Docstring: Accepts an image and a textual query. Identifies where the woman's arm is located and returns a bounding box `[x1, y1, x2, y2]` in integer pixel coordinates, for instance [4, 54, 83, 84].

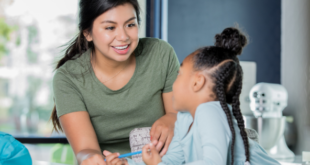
[149, 40, 179, 156]
[60, 111, 106, 165]
[53, 71, 105, 164]
[150, 92, 177, 156]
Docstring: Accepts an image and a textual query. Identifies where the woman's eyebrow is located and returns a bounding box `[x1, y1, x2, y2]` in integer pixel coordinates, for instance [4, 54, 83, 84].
[101, 17, 136, 24]
[101, 20, 116, 24]
[125, 17, 136, 23]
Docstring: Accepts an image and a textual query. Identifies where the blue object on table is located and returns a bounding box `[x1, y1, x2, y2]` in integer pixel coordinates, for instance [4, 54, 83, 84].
[104, 151, 142, 161]
[0, 131, 32, 165]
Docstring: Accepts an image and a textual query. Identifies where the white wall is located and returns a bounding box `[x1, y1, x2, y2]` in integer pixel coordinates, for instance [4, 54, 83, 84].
[240, 61, 257, 115]
[281, 0, 310, 154]
[138, 0, 146, 38]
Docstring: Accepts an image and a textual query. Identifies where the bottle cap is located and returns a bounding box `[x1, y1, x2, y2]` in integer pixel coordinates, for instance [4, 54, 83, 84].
[303, 151, 310, 162]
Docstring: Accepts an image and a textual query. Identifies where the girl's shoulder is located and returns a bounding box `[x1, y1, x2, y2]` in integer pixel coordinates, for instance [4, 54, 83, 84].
[196, 101, 226, 117]
[195, 101, 232, 131]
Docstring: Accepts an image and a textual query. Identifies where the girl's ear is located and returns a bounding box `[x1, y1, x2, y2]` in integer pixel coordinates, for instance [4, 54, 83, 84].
[192, 73, 206, 92]
[83, 30, 93, 42]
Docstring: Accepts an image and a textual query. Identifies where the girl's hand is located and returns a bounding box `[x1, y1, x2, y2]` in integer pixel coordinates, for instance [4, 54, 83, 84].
[150, 113, 176, 156]
[142, 143, 162, 165]
[103, 150, 128, 165]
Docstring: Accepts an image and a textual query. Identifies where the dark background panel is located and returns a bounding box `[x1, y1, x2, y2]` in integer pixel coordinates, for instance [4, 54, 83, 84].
[168, 0, 281, 83]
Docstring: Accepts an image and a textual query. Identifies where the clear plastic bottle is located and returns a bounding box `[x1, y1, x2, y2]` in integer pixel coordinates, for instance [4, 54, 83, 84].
[302, 151, 310, 165]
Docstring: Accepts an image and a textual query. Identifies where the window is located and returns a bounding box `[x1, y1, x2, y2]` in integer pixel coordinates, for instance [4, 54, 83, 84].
[0, 0, 147, 139]
[0, 0, 79, 138]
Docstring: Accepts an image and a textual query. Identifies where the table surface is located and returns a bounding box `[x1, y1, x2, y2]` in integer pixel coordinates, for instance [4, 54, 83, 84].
[33, 156, 304, 165]
[278, 156, 303, 165]
[33, 161, 72, 165]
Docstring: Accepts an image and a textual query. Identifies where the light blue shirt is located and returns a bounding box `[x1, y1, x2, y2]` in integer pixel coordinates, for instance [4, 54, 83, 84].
[0, 131, 32, 165]
[127, 101, 280, 165]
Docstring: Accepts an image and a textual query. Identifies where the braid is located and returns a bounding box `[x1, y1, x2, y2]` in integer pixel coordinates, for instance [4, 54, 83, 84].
[231, 67, 250, 162]
[214, 61, 236, 165]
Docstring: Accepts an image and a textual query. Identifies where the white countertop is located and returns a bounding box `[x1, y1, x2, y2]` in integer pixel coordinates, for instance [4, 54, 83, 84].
[278, 156, 303, 165]
[33, 156, 303, 165]
[280, 162, 302, 165]
[33, 161, 72, 165]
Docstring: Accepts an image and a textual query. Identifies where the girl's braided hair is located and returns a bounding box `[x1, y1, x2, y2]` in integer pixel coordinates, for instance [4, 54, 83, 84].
[193, 27, 249, 164]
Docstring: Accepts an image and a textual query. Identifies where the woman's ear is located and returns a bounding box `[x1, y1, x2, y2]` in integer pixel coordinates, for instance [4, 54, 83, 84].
[192, 73, 206, 92]
[83, 30, 93, 42]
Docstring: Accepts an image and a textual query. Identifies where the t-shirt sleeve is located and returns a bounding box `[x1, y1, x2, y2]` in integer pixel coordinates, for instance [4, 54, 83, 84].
[160, 41, 180, 93]
[53, 70, 87, 117]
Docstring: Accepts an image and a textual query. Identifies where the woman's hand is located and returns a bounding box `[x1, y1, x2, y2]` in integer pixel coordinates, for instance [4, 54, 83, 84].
[78, 149, 106, 165]
[142, 143, 162, 165]
[103, 150, 129, 165]
[150, 112, 177, 156]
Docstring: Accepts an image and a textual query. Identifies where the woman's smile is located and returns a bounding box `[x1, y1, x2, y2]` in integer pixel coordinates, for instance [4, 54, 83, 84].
[111, 44, 131, 55]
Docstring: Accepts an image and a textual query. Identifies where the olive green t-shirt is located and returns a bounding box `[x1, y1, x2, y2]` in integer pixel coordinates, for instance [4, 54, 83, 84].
[53, 38, 180, 154]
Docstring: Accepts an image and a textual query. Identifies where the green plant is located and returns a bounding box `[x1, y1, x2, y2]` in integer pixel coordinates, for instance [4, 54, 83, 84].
[0, 18, 17, 59]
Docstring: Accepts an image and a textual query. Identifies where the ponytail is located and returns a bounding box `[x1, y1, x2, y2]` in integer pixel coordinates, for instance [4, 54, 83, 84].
[56, 32, 92, 69]
[51, 106, 62, 132]
[50, 31, 93, 132]
[213, 61, 237, 165]
[231, 67, 250, 162]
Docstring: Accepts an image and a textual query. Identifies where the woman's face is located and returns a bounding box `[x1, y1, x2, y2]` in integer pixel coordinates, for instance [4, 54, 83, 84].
[86, 3, 139, 62]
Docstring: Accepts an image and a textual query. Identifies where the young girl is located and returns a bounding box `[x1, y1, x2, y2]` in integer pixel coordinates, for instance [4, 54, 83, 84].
[105, 27, 281, 165]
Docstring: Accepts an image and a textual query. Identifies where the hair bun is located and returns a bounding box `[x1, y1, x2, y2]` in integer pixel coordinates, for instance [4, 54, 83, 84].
[215, 27, 248, 56]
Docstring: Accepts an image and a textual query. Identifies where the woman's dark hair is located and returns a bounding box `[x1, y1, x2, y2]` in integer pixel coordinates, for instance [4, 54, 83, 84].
[50, 0, 141, 132]
[193, 27, 249, 164]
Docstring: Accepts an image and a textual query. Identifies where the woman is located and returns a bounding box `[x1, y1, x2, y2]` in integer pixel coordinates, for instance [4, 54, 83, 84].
[50, 0, 179, 164]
